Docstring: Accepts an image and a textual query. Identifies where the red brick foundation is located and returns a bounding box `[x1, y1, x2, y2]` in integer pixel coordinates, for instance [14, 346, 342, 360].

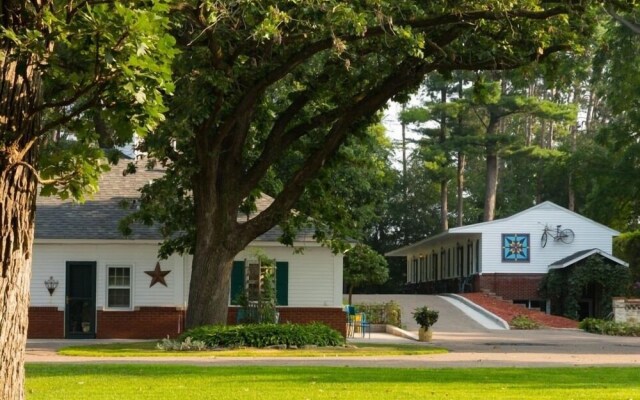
[475, 273, 546, 300]
[29, 306, 346, 339]
[97, 307, 186, 339]
[28, 307, 64, 338]
[227, 307, 347, 337]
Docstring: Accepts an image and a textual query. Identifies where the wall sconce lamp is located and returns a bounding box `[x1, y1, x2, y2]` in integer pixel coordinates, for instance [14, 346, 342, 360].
[44, 276, 59, 296]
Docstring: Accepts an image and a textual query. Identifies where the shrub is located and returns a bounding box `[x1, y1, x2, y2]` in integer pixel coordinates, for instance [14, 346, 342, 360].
[510, 315, 541, 330]
[178, 323, 345, 349]
[579, 318, 640, 336]
[352, 301, 402, 326]
[412, 306, 439, 329]
[157, 336, 208, 351]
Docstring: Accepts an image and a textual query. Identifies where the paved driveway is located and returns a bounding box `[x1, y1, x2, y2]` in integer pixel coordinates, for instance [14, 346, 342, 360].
[348, 294, 488, 332]
[25, 294, 640, 368]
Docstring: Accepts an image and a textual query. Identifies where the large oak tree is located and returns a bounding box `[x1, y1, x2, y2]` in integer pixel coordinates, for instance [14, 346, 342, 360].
[129, 1, 602, 329]
[0, 2, 174, 398]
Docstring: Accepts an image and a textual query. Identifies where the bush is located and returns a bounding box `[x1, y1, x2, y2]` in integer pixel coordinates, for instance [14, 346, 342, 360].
[157, 336, 208, 351]
[178, 323, 345, 349]
[352, 301, 402, 326]
[412, 306, 439, 329]
[510, 315, 541, 330]
[579, 318, 640, 336]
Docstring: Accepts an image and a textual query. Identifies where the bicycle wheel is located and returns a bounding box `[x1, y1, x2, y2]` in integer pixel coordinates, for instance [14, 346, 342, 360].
[541, 232, 548, 248]
[560, 229, 575, 244]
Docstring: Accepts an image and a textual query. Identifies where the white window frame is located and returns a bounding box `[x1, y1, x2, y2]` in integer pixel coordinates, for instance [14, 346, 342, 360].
[106, 264, 133, 310]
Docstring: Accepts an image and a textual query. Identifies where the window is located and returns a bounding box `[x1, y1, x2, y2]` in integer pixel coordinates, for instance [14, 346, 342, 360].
[432, 253, 438, 280]
[107, 266, 131, 308]
[230, 260, 289, 306]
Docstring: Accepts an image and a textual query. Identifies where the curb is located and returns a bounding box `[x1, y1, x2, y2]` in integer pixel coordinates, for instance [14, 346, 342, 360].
[385, 325, 418, 341]
[442, 293, 510, 330]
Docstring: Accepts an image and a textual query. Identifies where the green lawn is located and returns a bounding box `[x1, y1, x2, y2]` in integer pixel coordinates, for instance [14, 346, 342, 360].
[57, 341, 447, 357]
[26, 365, 640, 400]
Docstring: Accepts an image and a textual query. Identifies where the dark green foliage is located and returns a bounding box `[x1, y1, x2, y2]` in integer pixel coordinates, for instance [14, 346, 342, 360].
[510, 315, 541, 330]
[579, 318, 640, 337]
[179, 323, 345, 349]
[412, 306, 439, 328]
[540, 256, 630, 320]
[344, 244, 389, 303]
[614, 231, 640, 295]
[353, 301, 402, 326]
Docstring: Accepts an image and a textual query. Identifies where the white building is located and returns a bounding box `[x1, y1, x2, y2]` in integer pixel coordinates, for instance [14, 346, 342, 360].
[29, 160, 344, 339]
[387, 202, 627, 317]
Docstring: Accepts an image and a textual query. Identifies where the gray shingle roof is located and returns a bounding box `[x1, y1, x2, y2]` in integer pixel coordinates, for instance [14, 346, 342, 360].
[36, 160, 164, 240]
[35, 159, 316, 242]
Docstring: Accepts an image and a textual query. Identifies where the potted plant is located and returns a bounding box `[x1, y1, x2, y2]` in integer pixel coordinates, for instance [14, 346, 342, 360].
[412, 306, 439, 342]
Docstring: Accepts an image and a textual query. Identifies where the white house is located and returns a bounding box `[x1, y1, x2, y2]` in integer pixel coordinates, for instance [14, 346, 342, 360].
[387, 202, 628, 316]
[29, 160, 345, 339]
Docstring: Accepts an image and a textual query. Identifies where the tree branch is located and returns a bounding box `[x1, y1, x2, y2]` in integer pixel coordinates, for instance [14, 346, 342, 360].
[234, 57, 439, 243]
[9, 161, 57, 184]
[606, 5, 640, 34]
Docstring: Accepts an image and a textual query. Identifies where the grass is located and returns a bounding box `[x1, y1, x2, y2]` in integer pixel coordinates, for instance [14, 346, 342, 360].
[57, 341, 447, 357]
[26, 365, 640, 400]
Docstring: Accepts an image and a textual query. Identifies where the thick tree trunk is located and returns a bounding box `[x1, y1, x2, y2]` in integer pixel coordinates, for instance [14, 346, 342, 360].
[0, 55, 42, 400]
[185, 160, 243, 328]
[186, 241, 236, 327]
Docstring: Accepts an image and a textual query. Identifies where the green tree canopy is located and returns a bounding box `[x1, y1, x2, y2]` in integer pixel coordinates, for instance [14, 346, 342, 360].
[344, 243, 389, 304]
[128, 1, 604, 331]
[1, 2, 176, 398]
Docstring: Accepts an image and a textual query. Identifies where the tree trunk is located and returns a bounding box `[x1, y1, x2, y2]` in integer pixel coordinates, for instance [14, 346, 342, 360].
[483, 117, 499, 221]
[439, 87, 448, 231]
[186, 243, 236, 327]
[456, 151, 465, 227]
[484, 152, 498, 221]
[185, 161, 243, 328]
[568, 85, 580, 211]
[0, 55, 42, 400]
[440, 180, 448, 231]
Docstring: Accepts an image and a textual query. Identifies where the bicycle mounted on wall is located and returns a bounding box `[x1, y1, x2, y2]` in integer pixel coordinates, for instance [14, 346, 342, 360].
[540, 224, 575, 247]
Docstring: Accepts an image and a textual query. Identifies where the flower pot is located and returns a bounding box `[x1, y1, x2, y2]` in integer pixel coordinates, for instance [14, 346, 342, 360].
[418, 327, 433, 342]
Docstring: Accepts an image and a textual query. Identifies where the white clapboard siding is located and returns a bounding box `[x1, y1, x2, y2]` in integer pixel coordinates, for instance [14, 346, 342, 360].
[31, 243, 184, 309]
[238, 246, 342, 307]
[183, 245, 343, 308]
[452, 202, 618, 274]
[396, 202, 620, 283]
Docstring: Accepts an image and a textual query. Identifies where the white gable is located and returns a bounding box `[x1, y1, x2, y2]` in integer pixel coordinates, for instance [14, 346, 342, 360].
[387, 201, 622, 278]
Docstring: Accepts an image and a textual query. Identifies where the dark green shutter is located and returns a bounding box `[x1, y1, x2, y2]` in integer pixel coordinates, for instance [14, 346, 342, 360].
[275, 261, 289, 306]
[230, 261, 245, 305]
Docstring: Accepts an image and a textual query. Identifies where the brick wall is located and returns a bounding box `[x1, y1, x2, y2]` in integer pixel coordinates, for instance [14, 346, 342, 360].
[29, 306, 345, 339]
[97, 307, 185, 339]
[28, 307, 64, 338]
[228, 307, 347, 337]
[476, 273, 546, 300]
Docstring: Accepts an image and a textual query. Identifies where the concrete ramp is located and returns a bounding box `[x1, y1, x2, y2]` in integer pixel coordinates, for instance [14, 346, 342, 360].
[347, 294, 507, 332]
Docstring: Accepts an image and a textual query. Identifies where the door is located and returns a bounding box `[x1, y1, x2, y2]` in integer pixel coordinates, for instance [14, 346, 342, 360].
[65, 261, 97, 338]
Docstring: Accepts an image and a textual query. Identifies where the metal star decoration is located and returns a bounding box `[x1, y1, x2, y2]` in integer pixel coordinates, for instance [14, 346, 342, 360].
[145, 262, 171, 287]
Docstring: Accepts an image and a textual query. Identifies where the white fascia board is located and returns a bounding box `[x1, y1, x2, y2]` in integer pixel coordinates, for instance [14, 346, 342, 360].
[548, 249, 629, 270]
[385, 231, 472, 256]
[35, 238, 161, 245]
